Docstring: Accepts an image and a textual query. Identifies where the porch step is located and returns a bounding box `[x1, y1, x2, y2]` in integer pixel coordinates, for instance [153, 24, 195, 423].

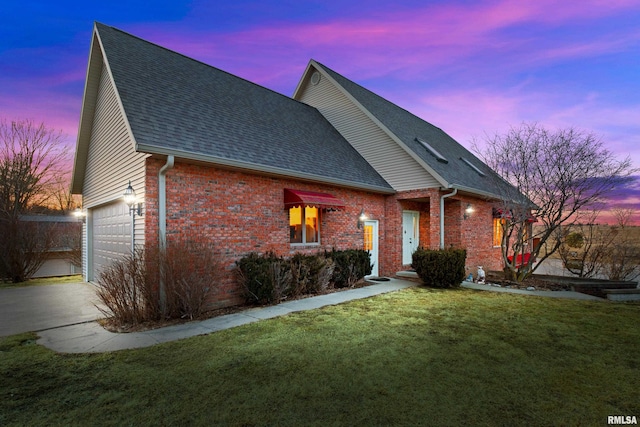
[396, 270, 418, 279]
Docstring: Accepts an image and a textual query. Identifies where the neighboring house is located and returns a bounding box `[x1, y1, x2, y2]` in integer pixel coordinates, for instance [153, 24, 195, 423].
[19, 215, 81, 278]
[72, 23, 523, 307]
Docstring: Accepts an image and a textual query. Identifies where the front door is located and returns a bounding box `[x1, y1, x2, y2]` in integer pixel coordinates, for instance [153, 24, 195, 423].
[363, 220, 379, 277]
[402, 211, 419, 265]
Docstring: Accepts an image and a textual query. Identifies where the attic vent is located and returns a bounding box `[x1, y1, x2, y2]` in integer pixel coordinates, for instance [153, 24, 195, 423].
[416, 138, 448, 163]
[460, 157, 486, 177]
[310, 71, 321, 85]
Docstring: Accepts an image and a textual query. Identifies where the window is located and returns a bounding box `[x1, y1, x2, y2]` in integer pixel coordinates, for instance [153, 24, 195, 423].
[289, 206, 320, 244]
[493, 218, 504, 247]
[363, 224, 373, 251]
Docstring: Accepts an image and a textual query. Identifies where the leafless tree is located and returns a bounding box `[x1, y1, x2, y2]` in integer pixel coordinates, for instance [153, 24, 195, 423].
[0, 119, 70, 282]
[474, 123, 637, 281]
[602, 208, 640, 281]
[556, 208, 618, 278]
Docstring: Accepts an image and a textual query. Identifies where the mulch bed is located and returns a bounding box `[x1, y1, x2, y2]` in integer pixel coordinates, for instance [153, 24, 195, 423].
[99, 279, 372, 333]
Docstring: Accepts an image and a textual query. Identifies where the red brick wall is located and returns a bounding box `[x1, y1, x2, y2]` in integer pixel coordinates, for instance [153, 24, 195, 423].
[144, 159, 503, 307]
[145, 159, 387, 307]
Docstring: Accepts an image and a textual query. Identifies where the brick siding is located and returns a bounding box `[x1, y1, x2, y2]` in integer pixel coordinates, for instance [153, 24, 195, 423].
[145, 159, 502, 307]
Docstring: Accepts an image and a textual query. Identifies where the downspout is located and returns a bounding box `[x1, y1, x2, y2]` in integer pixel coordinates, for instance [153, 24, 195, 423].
[440, 188, 457, 249]
[158, 155, 174, 314]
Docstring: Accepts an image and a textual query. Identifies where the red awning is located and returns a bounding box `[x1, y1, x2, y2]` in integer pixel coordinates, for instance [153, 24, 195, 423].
[284, 189, 346, 210]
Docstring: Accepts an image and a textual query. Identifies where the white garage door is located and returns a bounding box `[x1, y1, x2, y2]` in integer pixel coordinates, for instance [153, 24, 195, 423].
[92, 202, 131, 279]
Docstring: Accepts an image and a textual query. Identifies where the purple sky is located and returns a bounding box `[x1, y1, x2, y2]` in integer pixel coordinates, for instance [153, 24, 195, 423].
[2, 0, 639, 222]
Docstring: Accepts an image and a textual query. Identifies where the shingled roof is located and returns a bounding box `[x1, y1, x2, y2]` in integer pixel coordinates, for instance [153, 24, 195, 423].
[77, 23, 392, 193]
[311, 60, 523, 201]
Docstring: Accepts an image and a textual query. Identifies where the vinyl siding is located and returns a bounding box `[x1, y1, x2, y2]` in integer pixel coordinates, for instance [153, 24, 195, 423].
[82, 63, 149, 245]
[298, 71, 440, 191]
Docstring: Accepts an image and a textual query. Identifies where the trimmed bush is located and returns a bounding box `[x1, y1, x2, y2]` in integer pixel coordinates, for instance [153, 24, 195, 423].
[412, 247, 466, 288]
[290, 253, 335, 296]
[325, 249, 372, 288]
[236, 252, 291, 304]
[236, 249, 366, 304]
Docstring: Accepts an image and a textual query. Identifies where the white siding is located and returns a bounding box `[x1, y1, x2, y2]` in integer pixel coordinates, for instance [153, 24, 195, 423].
[82, 63, 149, 246]
[298, 71, 440, 191]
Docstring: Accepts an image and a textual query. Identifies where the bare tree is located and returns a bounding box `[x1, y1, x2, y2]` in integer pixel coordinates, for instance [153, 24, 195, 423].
[0, 119, 70, 282]
[474, 123, 637, 281]
[602, 208, 640, 281]
[556, 208, 618, 278]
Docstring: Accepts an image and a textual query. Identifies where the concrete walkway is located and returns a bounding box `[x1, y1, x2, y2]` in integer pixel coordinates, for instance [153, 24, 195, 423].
[29, 277, 604, 354]
[36, 279, 415, 353]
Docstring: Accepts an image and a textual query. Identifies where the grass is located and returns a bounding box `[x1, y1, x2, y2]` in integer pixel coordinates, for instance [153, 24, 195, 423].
[0, 274, 83, 289]
[1, 287, 639, 426]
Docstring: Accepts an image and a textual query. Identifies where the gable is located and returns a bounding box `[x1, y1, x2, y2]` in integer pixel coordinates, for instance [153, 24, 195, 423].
[81, 61, 149, 208]
[80, 23, 392, 194]
[295, 60, 523, 201]
[295, 65, 442, 192]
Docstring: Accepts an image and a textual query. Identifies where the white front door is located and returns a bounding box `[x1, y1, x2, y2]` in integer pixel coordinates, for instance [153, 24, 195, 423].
[402, 211, 419, 265]
[363, 220, 379, 277]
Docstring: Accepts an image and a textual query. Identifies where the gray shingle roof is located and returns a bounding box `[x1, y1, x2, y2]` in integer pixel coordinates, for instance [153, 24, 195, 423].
[94, 23, 392, 193]
[313, 61, 523, 201]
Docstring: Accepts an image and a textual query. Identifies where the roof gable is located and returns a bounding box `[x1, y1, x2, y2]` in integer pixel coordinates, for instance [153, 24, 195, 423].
[74, 23, 392, 193]
[298, 60, 522, 200]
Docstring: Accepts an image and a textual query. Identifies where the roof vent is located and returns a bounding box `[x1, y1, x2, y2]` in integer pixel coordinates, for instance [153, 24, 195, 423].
[310, 71, 321, 85]
[460, 157, 486, 177]
[416, 138, 448, 163]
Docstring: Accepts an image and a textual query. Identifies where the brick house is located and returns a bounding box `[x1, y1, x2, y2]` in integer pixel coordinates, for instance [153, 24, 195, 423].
[72, 23, 522, 307]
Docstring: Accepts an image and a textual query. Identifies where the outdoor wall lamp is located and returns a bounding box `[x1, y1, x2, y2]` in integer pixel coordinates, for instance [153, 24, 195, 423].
[357, 209, 368, 229]
[73, 208, 86, 223]
[463, 203, 474, 220]
[123, 181, 143, 217]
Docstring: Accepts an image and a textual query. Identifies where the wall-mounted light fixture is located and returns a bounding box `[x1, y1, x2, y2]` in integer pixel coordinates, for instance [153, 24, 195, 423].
[73, 208, 86, 223]
[463, 203, 474, 220]
[123, 181, 143, 217]
[357, 208, 368, 229]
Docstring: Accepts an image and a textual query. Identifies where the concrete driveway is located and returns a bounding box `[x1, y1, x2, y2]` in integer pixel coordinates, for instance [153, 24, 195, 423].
[0, 282, 104, 337]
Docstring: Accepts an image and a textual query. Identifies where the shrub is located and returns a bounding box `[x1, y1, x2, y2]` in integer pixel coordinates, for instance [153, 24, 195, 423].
[412, 247, 467, 288]
[236, 252, 292, 304]
[325, 249, 372, 288]
[95, 246, 157, 326]
[96, 239, 221, 327]
[290, 253, 335, 296]
[155, 239, 221, 320]
[236, 249, 364, 304]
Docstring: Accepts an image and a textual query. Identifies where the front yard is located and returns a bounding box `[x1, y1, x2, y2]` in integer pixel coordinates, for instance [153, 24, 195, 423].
[1, 287, 638, 426]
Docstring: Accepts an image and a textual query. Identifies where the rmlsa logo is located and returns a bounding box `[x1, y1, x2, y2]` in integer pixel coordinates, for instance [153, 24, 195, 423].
[608, 415, 638, 425]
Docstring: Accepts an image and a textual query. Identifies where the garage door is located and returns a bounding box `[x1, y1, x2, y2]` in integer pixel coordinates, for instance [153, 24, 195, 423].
[92, 202, 131, 279]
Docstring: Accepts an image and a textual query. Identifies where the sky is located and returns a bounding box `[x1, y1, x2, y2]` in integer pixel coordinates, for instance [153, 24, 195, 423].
[2, 0, 640, 222]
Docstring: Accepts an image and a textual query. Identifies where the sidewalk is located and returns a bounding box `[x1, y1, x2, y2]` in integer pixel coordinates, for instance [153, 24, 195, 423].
[35, 277, 603, 354]
[36, 279, 415, 353]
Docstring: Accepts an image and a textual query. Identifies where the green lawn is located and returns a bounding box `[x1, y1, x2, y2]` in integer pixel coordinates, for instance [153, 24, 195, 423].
[0, 274, 83, 289]
[1, 287, 638, 426]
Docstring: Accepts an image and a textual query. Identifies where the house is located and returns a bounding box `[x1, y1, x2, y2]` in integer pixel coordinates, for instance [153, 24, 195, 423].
[72, 23, 522, 307]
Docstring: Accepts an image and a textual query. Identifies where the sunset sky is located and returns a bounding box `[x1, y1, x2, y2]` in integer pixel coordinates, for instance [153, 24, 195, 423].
[2, 0, 639, 221]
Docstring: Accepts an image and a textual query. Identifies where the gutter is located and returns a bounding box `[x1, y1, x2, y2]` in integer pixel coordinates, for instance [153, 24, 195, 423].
[440, 188, 458, 249]
[158, 155, 174, 314]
